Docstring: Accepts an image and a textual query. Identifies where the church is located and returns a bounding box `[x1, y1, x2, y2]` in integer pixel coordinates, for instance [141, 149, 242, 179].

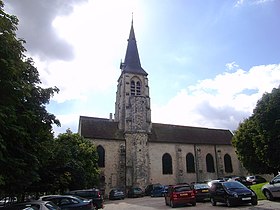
[78, 20, 246, 196]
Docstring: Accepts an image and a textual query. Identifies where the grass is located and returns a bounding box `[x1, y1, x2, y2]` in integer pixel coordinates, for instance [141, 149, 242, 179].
[250, 183, 267, 200]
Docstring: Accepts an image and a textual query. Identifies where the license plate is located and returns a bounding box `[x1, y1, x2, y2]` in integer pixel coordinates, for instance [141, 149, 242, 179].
[180, 193, 188, 196]
[242, 197, 251, 200]
[202, 190, 209, 192]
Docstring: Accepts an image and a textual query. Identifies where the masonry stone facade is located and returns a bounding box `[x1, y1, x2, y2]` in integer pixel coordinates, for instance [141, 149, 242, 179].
[78, 21, 246, 198]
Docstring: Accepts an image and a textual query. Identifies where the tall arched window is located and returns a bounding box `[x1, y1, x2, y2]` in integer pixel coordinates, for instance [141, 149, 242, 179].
[224, 154, 233, 173]
[136, 81, 141, 95]
[97, 145, 105, 168]
[162, 153, 173, 174]
[206, 153, 215, 173]
[130, 80, 135, 95]
[186, 153, 195, 173]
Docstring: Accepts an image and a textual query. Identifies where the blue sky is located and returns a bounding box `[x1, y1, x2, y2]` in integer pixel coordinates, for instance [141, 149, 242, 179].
[4, 0, 280, 136]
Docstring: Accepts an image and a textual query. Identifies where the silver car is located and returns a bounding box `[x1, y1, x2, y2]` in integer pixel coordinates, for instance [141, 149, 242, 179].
[261, 174, 280, 200]
[1, 200, 60, 210]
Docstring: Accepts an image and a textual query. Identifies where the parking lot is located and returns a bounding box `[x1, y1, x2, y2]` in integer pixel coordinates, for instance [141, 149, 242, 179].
[103, 196, 280, 210]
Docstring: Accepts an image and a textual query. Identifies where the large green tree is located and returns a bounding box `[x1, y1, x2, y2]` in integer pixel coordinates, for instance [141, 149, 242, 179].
[233, 86, 280, 175]
[0, 1, 60, 196]
[31, 130, 100, 193]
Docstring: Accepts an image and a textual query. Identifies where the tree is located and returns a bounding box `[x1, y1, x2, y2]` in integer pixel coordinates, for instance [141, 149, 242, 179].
[31, 130, 100, 193]
[0, 1, 60, 197]
[233, 86, 280, 175]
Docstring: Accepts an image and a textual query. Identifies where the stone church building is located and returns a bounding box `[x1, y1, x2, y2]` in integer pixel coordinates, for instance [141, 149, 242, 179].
[78, 21, 246, 196]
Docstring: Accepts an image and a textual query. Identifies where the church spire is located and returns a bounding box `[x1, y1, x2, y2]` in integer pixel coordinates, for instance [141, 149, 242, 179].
[121, 18, 147, 76]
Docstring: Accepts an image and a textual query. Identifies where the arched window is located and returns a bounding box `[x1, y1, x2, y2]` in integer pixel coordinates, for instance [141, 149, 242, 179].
[97, 145, 105, 168]
[130, 80, 135, 95]
[136, 81, 141, 95]
[224, 154, 233, 173]
[186, 153, 195, 173]
[162, 153, 173, 174]
[130, 78, 141, 96]
[206, 154, 215, 173]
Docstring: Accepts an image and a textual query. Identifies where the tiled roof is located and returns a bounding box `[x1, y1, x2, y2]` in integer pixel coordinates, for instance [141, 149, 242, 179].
[79, 116, 233, 145]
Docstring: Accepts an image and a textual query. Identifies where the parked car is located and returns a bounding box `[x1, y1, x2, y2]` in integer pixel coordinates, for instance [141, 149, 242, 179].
[150, 185, 168, 197]
[207, 179, 224, 187]
[109, 189, 125, 200]
[191, 182, 210, 202]
[144, 183, 162, 196]
[127, 187, 144, 198]
[209, 180, 258, 207]
[39, 195, 94, 210]
[65, 188, 103, 209]
[0, 197, 17, 207]
[164, 184, 196, 207]
[246, 175, 267, 184]
[261, 174, 280, 201]
[229, 176, 252, 186]
[1, 200, 60, 210]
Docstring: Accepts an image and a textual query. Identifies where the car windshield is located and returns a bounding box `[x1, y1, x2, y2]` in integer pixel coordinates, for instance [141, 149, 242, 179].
[223, 182, 245, 190]
[174, 186, 191, 192]
[71, 195, 87, 201]
[193, 184, 209, 189]
[272, 175, 280, 183]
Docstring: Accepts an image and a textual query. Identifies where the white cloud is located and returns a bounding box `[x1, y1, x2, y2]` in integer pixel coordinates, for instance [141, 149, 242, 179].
[52, 63, 280, 136]
[235, 0, 245, 7]
[253, 0, 275, 5]
[225, 62, 239, 71]
[152, 64, 280, 131]
[27, 0, 144, 103]
[234, 0, 275, 7]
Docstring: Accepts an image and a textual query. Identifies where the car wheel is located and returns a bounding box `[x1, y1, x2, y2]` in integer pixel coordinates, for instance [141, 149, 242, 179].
[170, 200, 175, 208]
[191, 202, 196, 206]
[92, 204, 97, 210]
[226, 198, 232, 207]
[165, 198, 168, 206]
[210, 197, 216, 206]
[251, 199, 258, 206]
[264, 190, 274, 201]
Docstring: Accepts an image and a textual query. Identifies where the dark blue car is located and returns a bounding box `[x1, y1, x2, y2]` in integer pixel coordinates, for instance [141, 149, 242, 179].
[150, 185, 168, 197]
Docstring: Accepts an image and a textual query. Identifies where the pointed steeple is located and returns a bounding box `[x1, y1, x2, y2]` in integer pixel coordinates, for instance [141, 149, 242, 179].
[121, 19, 147, 76]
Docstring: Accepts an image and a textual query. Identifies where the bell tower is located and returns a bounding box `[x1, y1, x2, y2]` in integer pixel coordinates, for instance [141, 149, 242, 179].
[114, 19, 151, 189]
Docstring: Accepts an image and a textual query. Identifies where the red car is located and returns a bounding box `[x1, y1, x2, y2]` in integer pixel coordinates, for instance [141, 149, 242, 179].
[165, 184, 196, 207]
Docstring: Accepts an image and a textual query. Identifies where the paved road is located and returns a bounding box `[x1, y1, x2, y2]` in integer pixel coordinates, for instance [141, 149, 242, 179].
[103, 196, 280, 210]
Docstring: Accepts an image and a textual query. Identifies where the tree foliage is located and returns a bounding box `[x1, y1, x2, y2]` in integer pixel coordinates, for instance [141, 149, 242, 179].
[233, 86, 280, 175]
[0, 2, 100, 198]
[0, 1, 60, 196]
[31, 130, 100, 193]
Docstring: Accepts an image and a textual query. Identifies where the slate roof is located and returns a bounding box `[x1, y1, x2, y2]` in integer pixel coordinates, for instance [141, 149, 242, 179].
[79, 116, 233, 145]
[121, 20, 148, 76]
[79, 116, 124, 140]
[149, 123, 233, 145]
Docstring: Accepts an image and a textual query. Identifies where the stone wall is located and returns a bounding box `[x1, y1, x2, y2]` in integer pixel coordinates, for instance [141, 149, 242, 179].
[89, 138, 247, 197]
[125, 133, 149, 189]
[148, 142, 247, 185]
[89, 138, 125, 197]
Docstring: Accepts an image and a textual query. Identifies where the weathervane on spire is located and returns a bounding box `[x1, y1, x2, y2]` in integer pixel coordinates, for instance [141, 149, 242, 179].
[131, 12, 134, 25]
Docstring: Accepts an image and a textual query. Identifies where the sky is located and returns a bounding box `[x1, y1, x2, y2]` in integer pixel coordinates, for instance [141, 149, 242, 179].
[4, 0, 280, 136]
